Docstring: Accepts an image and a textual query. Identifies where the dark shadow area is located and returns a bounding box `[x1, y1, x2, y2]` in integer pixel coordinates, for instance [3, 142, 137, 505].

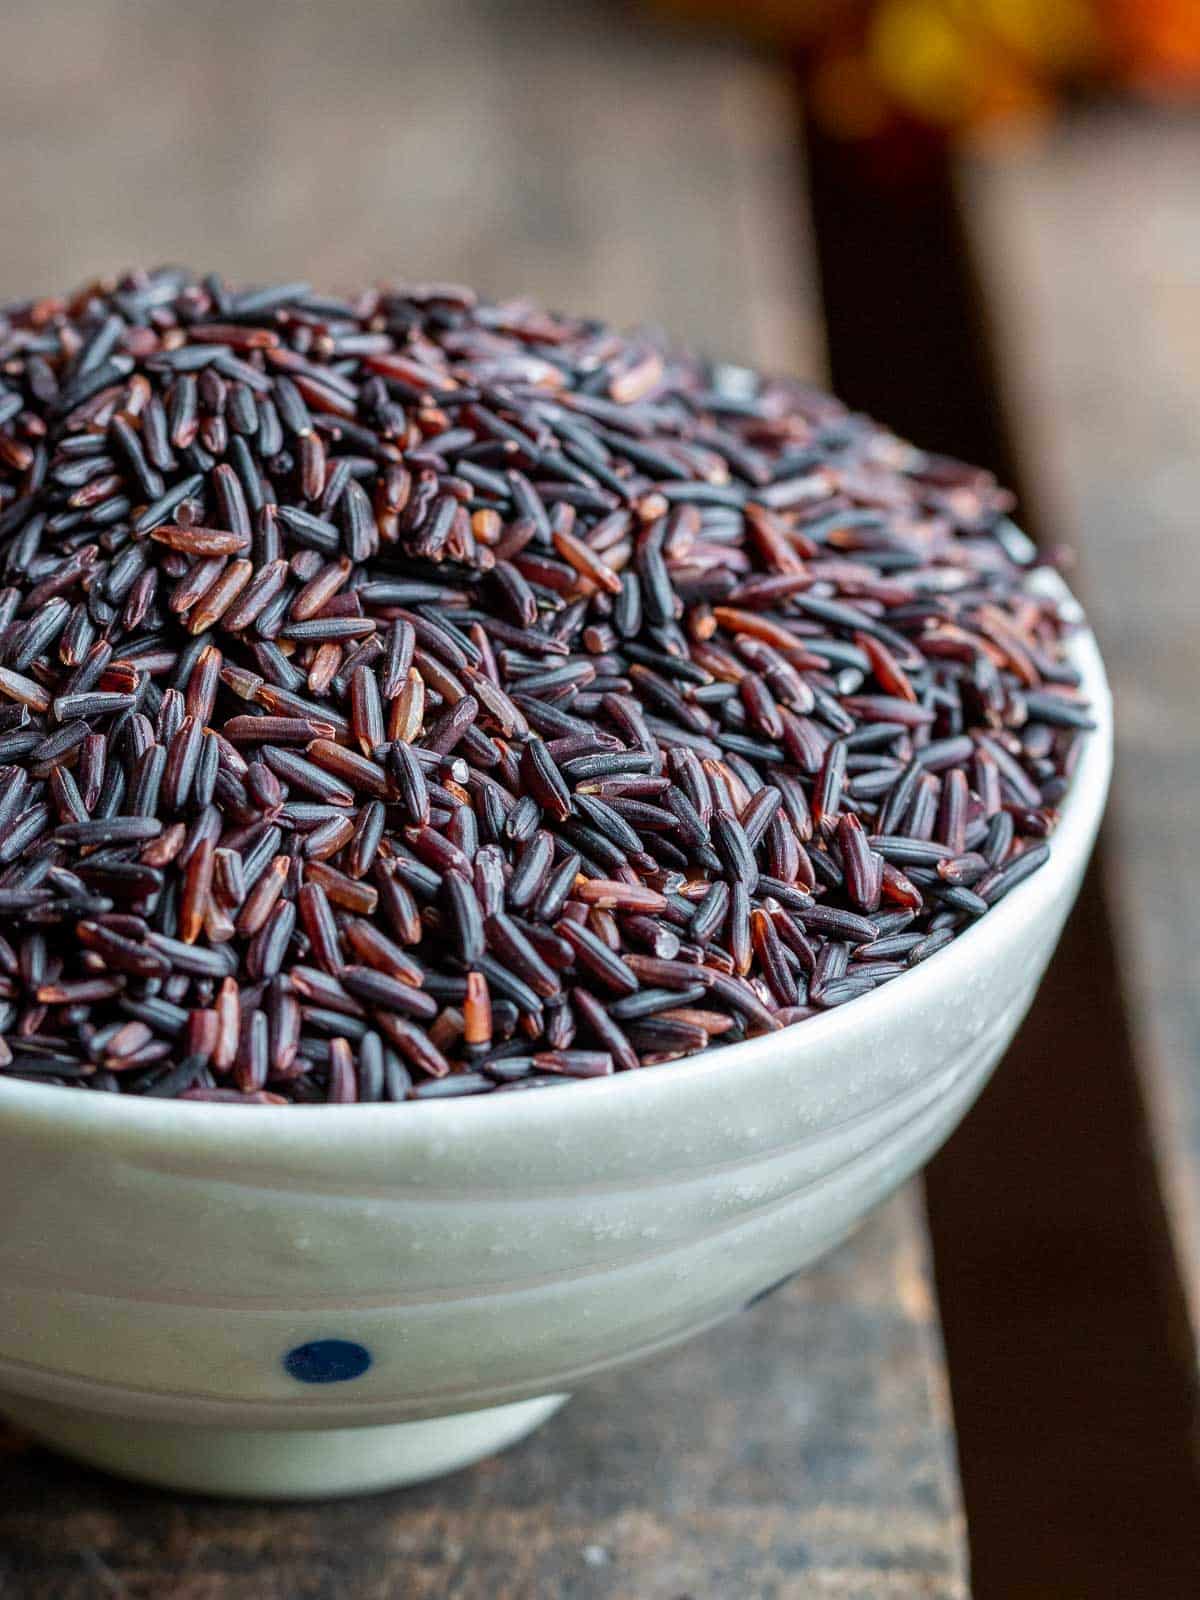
[801, 118, 1024, 499]
[927, 866, 1200, 1599]
[803, 105, 1200, 1599]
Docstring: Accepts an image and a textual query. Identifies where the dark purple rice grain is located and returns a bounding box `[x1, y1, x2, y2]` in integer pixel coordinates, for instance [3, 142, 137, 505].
[977, 841, 1051, 905]
[506, 831, 555, 912]
[486, 912, 561, 999]
[907, 927, 957, 965]
[442, 871, 485, 964]
[810, 939, 850, 996]
[812, 977, 879, 1009]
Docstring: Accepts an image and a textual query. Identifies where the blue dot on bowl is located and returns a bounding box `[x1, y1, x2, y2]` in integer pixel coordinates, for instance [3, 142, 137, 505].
[284, 1339, 372, 1384]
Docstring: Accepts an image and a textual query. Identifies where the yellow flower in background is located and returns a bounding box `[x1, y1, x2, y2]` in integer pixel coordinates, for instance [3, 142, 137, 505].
[867, 0, 1080, 129]
[868, 0, 974, 126]
[975, 0, 1098, 70]
[649, 0, 1200, 141]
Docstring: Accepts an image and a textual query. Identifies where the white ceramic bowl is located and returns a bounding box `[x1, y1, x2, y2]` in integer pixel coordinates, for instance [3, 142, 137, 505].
[0, 577, 1112, 1499]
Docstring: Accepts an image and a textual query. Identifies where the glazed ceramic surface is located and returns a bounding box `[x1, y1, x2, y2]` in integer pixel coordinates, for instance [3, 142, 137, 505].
[0, 578, 1112, 1497]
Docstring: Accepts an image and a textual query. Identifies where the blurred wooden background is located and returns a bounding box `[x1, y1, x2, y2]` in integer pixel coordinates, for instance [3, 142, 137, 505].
[0, 3, 966, 1598]
[2, 2, 1200, 1596]
[0, 0, 816, 373]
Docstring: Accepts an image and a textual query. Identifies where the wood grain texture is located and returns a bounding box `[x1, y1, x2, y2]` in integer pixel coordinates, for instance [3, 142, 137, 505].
[0, 1193, 965, 1600]
[961, 114, 1200, 1379]
[0, 0, 820, 376]
[0, 1, 965, 1592]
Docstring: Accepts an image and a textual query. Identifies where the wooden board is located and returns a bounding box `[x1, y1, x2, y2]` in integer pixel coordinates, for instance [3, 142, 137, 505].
[0, 0, 820, 376]
[0, 1, 966, 1592]
[0, 1192, 966, 1600]
[961, 111, 1200, 1372]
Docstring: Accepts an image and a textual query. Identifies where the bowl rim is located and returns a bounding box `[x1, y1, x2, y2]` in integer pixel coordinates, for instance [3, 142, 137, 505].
[0, 570, 1112, 1147]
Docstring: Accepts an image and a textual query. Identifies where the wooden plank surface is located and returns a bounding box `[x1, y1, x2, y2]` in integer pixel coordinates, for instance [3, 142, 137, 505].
[0, 0, 820, 375]
[0, 1192, 966, 1600]
[0, 1, 966, 1593]
[961, 113, 1200, 1381]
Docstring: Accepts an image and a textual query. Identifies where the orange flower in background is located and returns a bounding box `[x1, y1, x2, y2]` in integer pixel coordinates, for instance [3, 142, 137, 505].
[650, 0, 1200, 139]
[867, 0, 1096, 125]
[1107, 0, 1200, 92]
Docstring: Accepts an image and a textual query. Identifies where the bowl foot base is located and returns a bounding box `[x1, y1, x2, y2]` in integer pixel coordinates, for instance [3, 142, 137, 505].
[2, 1391, 570, 1499]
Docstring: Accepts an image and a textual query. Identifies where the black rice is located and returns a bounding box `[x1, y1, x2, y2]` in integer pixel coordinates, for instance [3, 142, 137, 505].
[0, 270, 1091, 1102]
